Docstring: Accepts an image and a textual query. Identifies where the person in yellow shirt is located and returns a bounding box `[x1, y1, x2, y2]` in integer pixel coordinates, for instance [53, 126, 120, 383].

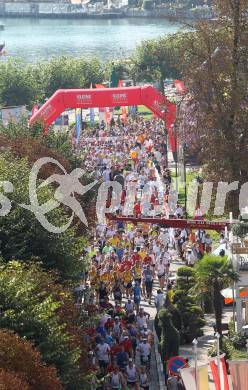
[122, 268, 133, 299]
[167, 284, 175, 303]
[108, 234, 120, 248]
[139, 247, 147, 261]
[132, 262, 142, 285]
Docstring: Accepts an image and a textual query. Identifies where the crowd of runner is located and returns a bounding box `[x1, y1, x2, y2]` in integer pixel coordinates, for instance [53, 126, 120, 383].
[75, 116, 224, 390]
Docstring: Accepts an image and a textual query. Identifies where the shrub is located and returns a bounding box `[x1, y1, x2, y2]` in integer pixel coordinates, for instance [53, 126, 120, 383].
[0, 330, 62, 390]
[174, 266, 205, 343]
[158, 309, 180, 361]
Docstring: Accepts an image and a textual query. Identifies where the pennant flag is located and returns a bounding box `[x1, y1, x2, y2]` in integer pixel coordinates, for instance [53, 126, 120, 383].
[75, 108, 81, 144]
[174, 80, 187, 94]
[210, 354, 229, 390]
[180, 364, 209, 390]
[110, 68, 118, 87]
[180, 366, 195, 389]
[31, 104, 39, 116]
[194, 207, 205, 220]
[90, 108, 95, 127]
[166, 104, 177, 162]
[95, 84, 105, 89]
[228, 360, 248, 390]
[121, 106, 127, 123]
[104, 108, 111, 126]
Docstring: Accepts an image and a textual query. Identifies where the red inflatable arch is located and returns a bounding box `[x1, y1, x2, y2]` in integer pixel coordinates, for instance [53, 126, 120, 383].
[29, 85, 176, 132]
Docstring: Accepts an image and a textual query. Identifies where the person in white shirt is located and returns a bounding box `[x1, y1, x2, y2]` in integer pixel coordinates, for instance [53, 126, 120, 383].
[175, 204, 184, 218]
[96, 338, 110, 374]
[125, 359, 139, 389]
[159, 229, 170, 248]
[138, 339, 151, 366]
[156, 259, 166, 289]
[136, 311, 148, 330]
[102, 167, 111, 182]
[155, 289, 165, 312]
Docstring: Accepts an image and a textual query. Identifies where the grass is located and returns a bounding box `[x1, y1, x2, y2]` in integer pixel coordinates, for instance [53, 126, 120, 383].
[231, 349, 248, 360]
[171, 168, 199, 217]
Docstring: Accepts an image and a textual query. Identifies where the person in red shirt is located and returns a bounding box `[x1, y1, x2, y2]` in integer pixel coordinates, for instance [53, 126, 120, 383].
[111, 341, 122, 359]
[105, 317, 114, 331]
[120, 255, 133, 271]
[134, 201, 141, 217]
[120, 335, 133, 357]
[143, 254, 152, 266]
[131, 250, 140, 265]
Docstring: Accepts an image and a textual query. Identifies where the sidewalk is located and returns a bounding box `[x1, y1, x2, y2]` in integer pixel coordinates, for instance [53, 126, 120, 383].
[170, 256, 234, 389]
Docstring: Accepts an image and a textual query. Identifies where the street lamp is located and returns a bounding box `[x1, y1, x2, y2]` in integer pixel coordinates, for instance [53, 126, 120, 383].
[183, 142, 188, 218]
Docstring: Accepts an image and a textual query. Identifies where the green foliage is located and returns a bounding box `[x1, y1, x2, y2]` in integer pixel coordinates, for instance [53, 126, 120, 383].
[195, 255, 238, 334]
[0, 261, 86, 389]
[43, 129, 82, 169]
[232, 222, 248, 239]
[195, 255, 239, 291]
[0, 57, 103, 108]
[131, 33, 185, 92]
[158, 308, 180, 361]
[143, 0, 154, 10]
[0, 60, 40, 108]
[208, 321, 247, 360]
[228, 321, 247, 350]
[0, 153, 87, 280]
[174, 266, 205, 343]
[40, 56, 103, 97]
[208, 337, 233, 360]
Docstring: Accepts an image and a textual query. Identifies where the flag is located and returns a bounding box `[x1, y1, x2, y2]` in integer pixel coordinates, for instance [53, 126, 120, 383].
[210, 354, 229, 390]
[180, 364, 209, 390]
[104, 107, 111, 125]
[166, 104, 177, 162]
[198, 364, 209, 390]
[90, 108, 95, 127]
[31, 104, 39, 116]
[121, 106, 127, 123]
[110, 68, 118, 87]
[95, 84, 105, 89]
[194, 207, 205, 220]
[75, 108, 81, 144]
[174, 80, 187, 95]
[228, 360, 248, 390]
[179, 366, 196, 390]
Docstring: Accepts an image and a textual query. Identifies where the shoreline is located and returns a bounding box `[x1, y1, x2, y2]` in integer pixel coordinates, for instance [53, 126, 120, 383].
[0, 13, 212, 21]
[0, 4, 213, 20]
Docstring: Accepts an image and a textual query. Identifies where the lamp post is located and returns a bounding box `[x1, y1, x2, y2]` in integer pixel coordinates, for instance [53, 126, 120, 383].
[215, 332, 221, 381]
[192, 338, 198, 390]
[183, 142, 188, 218]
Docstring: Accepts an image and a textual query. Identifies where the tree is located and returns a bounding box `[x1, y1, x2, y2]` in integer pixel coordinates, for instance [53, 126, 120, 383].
[42, 57, 103, 97]
[0, 369, 29, 390]
[158, 309, 180, 361]
[178, 0, 248, 215]
[195, 255, 238, 335]
[132, 34, 183, 93]
[0, 152, 88, 279]
[0, 60, 40, 108]
[0, 261, 89, 389]
[0, 329, 62, 390]
[174, 266, 205, 343]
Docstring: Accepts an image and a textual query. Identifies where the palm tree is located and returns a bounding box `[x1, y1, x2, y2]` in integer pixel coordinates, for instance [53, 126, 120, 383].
[194, 255, 239, 335]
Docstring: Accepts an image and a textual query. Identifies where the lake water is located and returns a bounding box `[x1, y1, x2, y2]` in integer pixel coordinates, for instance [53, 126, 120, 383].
[0, 17, 180, 61]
